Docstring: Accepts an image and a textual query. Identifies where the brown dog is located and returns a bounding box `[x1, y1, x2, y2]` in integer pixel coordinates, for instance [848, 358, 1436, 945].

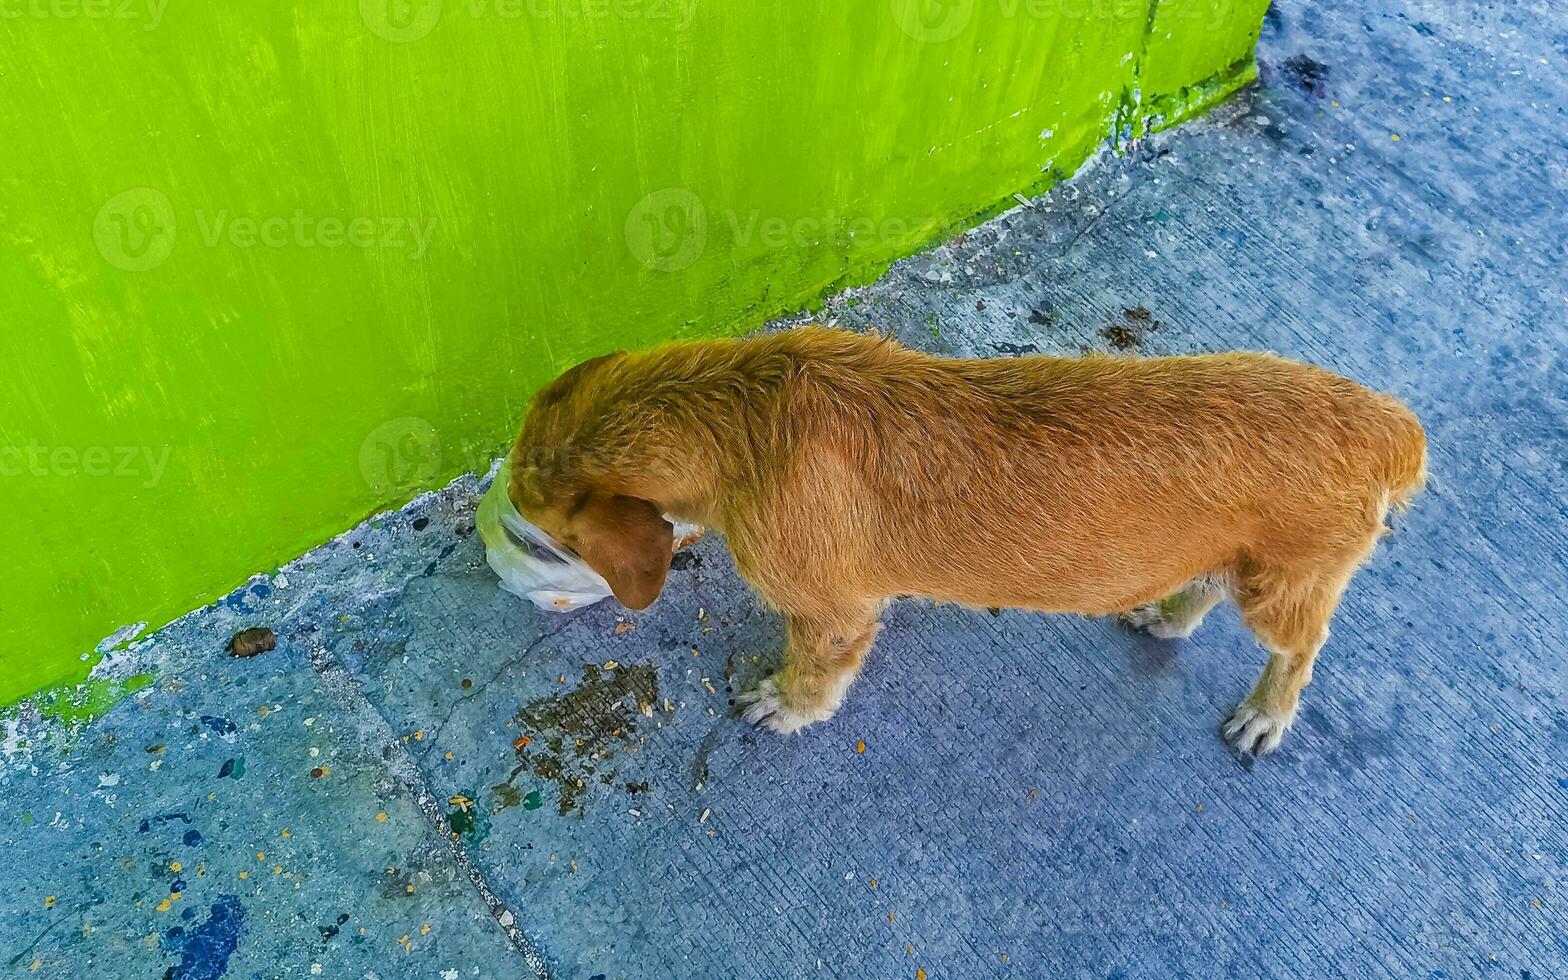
[507, 326, 1425, 754]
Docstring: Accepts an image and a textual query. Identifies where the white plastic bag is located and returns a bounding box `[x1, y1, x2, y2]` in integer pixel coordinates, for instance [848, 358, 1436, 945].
[477, 461, 703, 613]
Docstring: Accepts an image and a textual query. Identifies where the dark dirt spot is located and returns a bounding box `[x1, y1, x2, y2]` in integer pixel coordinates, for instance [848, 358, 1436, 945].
[490, 782, 522, 811]
[412, 516, 430, 531]
[318, 912, 350, 941]
[1280, 54, 1329, 97]
[228, 627, 275, 658]
[975, 300, 986, 312]
[670, 550, 703, 571]
[1028, 308, 1055, 326]
[690, 725, 721, 790]
[499, 663, 658, 816]
[992, 341, 1039, 357]
[1100, 306, 1162, 351]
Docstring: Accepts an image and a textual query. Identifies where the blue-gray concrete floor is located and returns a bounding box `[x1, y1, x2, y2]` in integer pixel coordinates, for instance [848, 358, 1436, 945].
[5, 1, 1566, 977]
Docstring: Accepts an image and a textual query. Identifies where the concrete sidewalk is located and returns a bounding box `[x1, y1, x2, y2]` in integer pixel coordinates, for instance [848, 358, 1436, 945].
[4, 1, 1565, 976]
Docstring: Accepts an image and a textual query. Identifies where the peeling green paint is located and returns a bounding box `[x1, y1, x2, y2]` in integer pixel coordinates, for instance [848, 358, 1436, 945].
[34, 673, 155, 726]
[1, 1, 1268, 705]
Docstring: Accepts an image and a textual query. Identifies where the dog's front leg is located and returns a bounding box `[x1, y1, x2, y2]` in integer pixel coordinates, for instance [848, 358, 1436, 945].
[737, 603, 882, 735]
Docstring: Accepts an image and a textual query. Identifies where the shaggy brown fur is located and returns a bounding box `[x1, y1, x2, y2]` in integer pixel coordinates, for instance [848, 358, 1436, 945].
[508, 326, 1425, 753]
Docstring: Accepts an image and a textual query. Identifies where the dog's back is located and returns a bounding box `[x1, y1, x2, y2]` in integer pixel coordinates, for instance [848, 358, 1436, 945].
[755, 328, 1425, 615]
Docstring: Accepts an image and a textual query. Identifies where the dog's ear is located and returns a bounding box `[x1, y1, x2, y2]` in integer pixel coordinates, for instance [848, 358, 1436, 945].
[572, 493, 672, 610]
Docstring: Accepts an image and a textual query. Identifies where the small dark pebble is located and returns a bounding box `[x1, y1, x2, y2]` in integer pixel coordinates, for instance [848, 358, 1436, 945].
[412, 516, 430, 531]
[309, 767, 326, 779]
[975, 300, 986, 312]
[228, 627, 276, 658]
[461, 678, 473, 689]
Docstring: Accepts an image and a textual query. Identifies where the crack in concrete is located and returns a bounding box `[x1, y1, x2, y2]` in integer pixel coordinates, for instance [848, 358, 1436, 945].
[305, 643, 553, 980]
[426, 620, 572, 748]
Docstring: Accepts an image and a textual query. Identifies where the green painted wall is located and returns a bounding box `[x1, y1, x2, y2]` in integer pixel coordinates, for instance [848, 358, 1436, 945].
[1, 0, 1267, 705]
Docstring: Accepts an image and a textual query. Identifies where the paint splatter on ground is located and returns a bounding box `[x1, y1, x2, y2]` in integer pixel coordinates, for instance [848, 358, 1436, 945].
[3, 1, 1567, 975]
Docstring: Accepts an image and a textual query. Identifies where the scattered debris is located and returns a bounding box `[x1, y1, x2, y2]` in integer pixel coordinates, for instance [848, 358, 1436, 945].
[674, 526, 706, 550]
[228, 627, 276, 658]
[498, 663, 659, 816]
[1279, 53, 1329, 98]
[1100, 306, 1162, 351]
[991, 342, 1038, 358]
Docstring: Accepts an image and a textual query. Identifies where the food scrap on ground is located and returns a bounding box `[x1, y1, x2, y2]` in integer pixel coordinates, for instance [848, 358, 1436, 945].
[228, 627, 276, 658]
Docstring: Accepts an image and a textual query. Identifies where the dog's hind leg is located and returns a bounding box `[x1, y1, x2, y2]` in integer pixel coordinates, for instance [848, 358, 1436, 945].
[737, 602, 882, 735]
[1122, 576, 1227, 639]
[1222, 543, 1377, 754]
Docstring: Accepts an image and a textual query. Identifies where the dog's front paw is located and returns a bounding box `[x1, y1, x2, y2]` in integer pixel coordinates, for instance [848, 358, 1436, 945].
[1120, 603, 1193, 640]
[1222, 700, 1295, 755]
[735, 676, 829, 735]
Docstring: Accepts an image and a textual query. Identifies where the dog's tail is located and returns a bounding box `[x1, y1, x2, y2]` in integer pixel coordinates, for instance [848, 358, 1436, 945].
[1380, 397, 1427, 514]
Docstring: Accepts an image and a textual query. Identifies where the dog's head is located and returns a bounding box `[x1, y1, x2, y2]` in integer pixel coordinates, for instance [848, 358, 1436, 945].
[509, 352, 673, 610]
